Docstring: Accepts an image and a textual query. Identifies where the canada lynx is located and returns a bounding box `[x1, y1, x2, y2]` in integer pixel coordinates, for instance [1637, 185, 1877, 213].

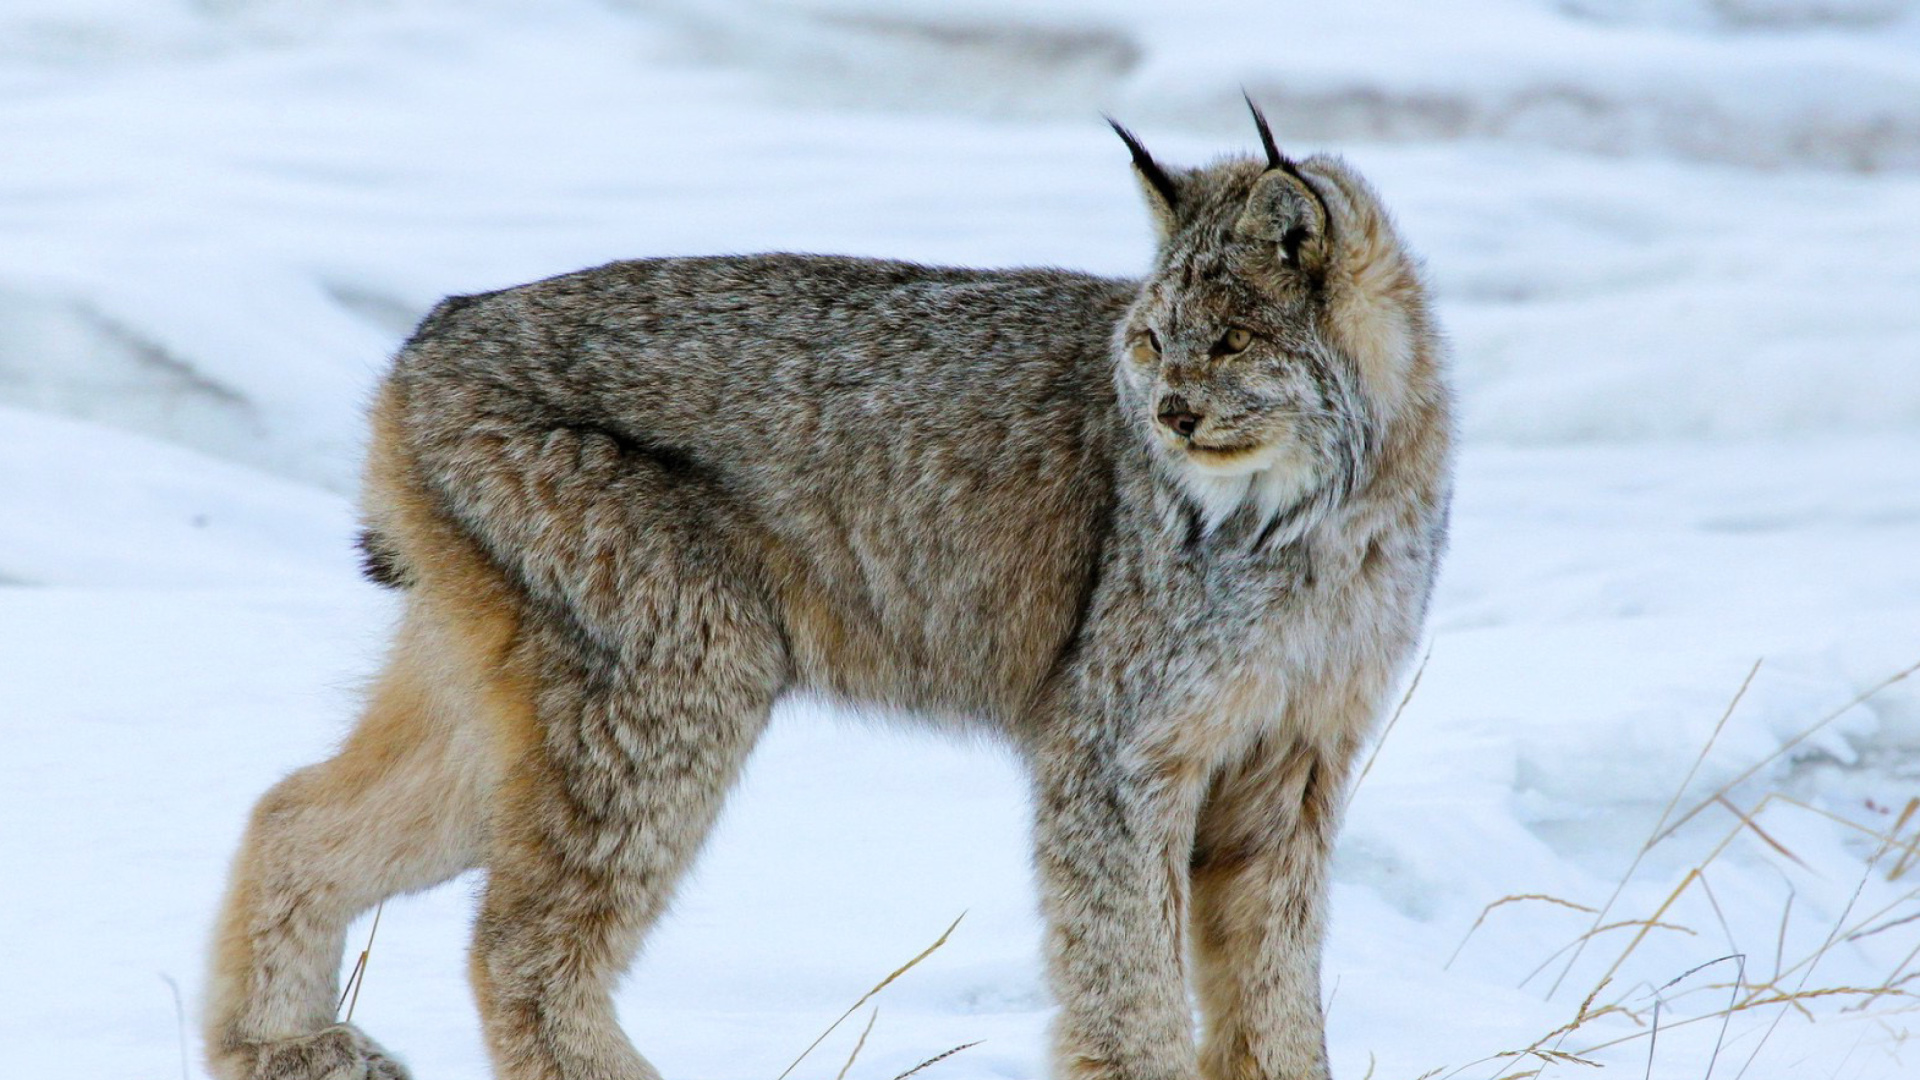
[206, 102, 1452, 1080]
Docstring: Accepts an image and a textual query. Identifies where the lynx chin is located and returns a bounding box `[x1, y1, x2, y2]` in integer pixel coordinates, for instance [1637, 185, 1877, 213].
[206, 100, 1453, 1080]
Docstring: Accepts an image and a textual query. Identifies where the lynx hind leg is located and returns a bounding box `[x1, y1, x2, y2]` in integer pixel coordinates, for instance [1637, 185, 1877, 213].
[422, 432, 791, 1080]
[205, 594, 500, 1080]
[469, 610, 782, 1080]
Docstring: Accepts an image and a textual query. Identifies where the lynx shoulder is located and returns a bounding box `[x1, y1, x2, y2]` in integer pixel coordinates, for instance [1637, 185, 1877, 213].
[207, 101, 1451, 1080]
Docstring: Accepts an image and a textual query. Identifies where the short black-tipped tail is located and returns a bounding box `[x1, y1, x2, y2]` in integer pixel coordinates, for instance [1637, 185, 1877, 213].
[355, 529, 409, 589]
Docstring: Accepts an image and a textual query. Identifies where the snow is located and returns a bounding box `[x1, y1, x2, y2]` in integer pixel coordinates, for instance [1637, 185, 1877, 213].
[4, 2, 1919, 1079]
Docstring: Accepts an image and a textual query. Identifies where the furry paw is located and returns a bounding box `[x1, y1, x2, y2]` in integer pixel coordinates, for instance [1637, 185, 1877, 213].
[230, 1025, 411, 1080]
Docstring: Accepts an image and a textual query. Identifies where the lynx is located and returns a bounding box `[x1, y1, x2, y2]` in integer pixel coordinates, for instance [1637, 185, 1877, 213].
[206, 101, 1453, 1080]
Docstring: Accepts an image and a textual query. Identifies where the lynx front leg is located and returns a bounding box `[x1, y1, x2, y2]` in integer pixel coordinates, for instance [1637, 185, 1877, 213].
[1189, 733, 1356, 1080]
[1031, 727, 1209, 1080]
[469, 601, 784, 1080]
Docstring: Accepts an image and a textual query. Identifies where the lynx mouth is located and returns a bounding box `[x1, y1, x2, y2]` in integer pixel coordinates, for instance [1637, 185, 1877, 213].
[1181, 439, 1276, 475]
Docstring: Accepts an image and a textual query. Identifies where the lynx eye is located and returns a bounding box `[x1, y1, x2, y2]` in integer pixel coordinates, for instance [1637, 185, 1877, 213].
[1214, 326, 1253, 356]
[1130, 328, 1162, 366]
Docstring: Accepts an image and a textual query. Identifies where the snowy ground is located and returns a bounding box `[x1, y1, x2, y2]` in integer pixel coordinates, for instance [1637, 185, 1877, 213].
[4, 3, 1919, 1079]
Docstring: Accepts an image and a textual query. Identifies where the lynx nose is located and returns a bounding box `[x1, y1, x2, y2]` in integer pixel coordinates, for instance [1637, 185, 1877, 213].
[1157, 395, 1202, 438]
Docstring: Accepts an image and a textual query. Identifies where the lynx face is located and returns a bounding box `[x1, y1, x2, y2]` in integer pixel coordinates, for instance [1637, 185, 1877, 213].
[1109, 122, 1411, 536]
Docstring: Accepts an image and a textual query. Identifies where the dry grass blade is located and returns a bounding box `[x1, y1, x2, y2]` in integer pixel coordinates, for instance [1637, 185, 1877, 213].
[337, 957, 365, 1015]
[1548, 659, 1760, 999]
[1588, 869, 1703, 1000]
[1545, 712, 1915, 1005]
[1452, 980, 1623, 1080]
[1484, 1046, 1602, 1080]
[1740, 986, 1911, 1008]
[1592, 788, 1920, 1006]
[834, 1009, 879, 1080]
[1769, 886, 1920, 998]
[1447, 893, 1597, 970]
[337, 952, 366, 1015]
[889, 1040, 982, 1080]
[1735, 978, 1815, 1021]
[1735, 850, 1880, 1080]
[1536, 1002, 1638, 1048]
[1652, 955, 1744, 1080]
[1773, 890, 1794, 985]
[336, 899, 385, 1022]
[1478, 664, 1920, 1077]
[1746, 878, 1920, 1004]
[1352, 646, 1430, 798]
[1652, 658, 1920, 849]
[1887, 797, 1920, 882]
[776, 913, 964, 1080]
[1847, 908, 1920, 944]
[1697, 871, 1740, 957]
[1714, 795, 1810, 869]
[1576, 983, 1915, 1058]
[1884, 932, 1920, 992]
[1726, 790, 1918, 852]
[1529, 789, 1784, 995]
[1643, 998, 1662, 1080]
[1589, 918, 1696, 940]
[161, 973, 189, 1080]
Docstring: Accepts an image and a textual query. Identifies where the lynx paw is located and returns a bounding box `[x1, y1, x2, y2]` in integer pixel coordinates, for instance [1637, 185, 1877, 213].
[229, 1025, 410, 1080]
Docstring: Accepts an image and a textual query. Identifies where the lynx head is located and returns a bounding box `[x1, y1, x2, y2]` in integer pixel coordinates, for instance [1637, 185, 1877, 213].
[1109, 99, 1443, 538]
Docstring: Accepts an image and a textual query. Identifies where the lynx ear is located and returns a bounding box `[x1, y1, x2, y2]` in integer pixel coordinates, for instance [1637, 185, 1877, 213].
[1234, 94, 1332, 268]
[1234, 168, 1329, 267]
[1107, 117, 1180, 239]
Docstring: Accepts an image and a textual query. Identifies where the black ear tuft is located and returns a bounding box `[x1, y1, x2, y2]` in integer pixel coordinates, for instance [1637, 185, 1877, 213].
[356, 529, 409, 589]
[1106, 116, 1180, 215]
[1244, 90, 1284, 172]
